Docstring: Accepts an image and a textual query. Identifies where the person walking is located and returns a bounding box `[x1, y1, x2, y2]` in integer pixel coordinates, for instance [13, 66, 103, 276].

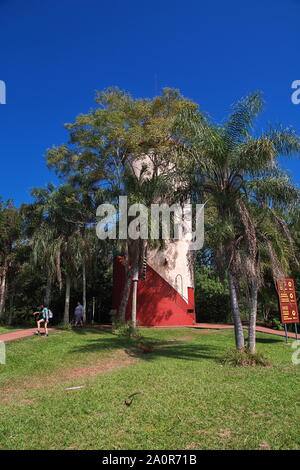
[34, 305, 50, 336]
[33, 306, 42, 330]
[74, 301, 84, 327]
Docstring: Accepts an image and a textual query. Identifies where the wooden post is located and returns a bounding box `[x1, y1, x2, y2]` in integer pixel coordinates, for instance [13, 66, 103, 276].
[92, 297, 95, 325]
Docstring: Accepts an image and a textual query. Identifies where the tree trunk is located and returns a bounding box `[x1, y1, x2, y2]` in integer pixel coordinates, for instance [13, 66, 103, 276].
[7, 310, 13, 326]
[131, 264, 139, 329]
[8, 277, 16, 326]
[228, 271, 245, 350]
[248, 279, 258, 353]
[44, 271, 52, 306]
[82, 261, 87, 323]
[118, 267, 132, 321]
[64, 274, 71, 324]
[0, 257, 9, 318]
[131, 239, 143, 329]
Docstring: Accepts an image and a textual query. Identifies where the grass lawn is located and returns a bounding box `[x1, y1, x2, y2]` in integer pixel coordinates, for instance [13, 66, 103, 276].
[0, 326, 22, 335]
[0, 326, 299, 450]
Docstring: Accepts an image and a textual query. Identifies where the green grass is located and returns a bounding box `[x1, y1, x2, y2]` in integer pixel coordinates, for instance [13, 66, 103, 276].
[0, 326, 299, 450]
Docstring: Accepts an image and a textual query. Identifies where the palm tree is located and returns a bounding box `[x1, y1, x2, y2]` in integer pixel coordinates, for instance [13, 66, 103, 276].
[30, 184, 87, 324]
[46, 88, 200, 324]
[0, 201, 22, 317]
[176, 92, 300, 350]
[118, 158, 176, 326]
[75, 189, 101, 323]
[238, 172, 299, 352]
[6, 242, 30, 325]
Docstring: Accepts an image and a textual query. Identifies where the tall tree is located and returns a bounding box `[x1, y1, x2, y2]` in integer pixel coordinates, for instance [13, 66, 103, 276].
[29, 184, 87, 323]
[46, 87, 199, 323]
[0, 201, 22, 317]
[238, 173, 299, 352]
[176, 92, 300, 350]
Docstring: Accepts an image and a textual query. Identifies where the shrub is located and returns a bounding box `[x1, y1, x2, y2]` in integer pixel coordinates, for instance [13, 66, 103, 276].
[0, 310, 32, 327]
[223, 348, 271, 367]
[112, 318, 141, 338]
[57, 322, 73, 330]
[271, 319, 284, 331]
[195, 266, 231, 323]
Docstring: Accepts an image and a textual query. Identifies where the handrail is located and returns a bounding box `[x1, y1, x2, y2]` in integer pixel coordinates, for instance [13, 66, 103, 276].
[175, 274, 183, 297]
[147, 262, 190, 304]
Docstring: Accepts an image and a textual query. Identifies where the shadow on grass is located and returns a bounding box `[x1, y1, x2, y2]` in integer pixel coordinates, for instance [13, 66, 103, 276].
[61, 327, 283, 366]
[63, 327, 113, 336]
[256, 337, 283, 344]
[69, 335, 221, 362]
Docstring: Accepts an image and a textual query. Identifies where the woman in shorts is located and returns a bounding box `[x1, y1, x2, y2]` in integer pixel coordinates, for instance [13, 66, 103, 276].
[34, 305, 49, 337]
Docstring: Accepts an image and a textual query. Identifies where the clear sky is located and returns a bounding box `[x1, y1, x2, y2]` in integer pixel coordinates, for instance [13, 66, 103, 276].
[1, 0, 300, 206]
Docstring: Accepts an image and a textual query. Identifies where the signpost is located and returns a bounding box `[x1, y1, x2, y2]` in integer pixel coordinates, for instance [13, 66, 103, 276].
[276, 279, 299, 343]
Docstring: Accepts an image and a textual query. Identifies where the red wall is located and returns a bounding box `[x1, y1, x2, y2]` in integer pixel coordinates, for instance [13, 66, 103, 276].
[112, 256, 195, 326]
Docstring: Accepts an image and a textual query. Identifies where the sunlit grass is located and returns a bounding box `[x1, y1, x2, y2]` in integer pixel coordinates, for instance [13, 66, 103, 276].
[0, 327, 299, 450]
[0, 326, 21, 335]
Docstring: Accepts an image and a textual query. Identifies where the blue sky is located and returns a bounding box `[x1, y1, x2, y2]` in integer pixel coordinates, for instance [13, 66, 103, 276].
[1, 0, 300, 206]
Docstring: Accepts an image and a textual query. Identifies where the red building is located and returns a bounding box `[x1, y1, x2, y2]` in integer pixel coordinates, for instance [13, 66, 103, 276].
[112, 255, 196, 327]
[112, 152, 196, 327]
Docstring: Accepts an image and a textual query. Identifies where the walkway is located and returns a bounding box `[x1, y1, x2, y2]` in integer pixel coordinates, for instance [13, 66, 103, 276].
[0, 328, 54, 342]
[193, 323, 299, 340]
[0, 323, 298, 342]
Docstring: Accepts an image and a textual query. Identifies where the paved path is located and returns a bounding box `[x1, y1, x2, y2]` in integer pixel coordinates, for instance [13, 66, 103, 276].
[0, 323, 298, 342]
[193, 323, 299, 340]
[0, 325, 110, 342]
[0, 328, 54, 342]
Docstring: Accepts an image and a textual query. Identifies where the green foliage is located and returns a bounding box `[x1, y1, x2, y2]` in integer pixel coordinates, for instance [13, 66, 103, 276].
[56, 322, 73, 330]
[176, 91, 300, 351]
[195, 265, 231, 323]
[223, 348, 271, 367]
[271, 319, 284, 331]
[46, 87, 199, 193]
[1, 87, 300, 357]
[112, 318, 141, 337]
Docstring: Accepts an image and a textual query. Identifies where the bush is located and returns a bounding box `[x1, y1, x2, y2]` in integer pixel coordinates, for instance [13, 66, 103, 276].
[0, 310, 33, 327]
[223, 349, 271, 367]
[195, 266, 231, 323]
[112, 318, 141, 338]
[56, 322, 73, 330]
[271, 319, 284, 331]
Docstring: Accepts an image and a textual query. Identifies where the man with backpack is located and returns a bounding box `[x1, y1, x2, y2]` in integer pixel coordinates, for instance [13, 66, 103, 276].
[33, 305, 53, 337]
